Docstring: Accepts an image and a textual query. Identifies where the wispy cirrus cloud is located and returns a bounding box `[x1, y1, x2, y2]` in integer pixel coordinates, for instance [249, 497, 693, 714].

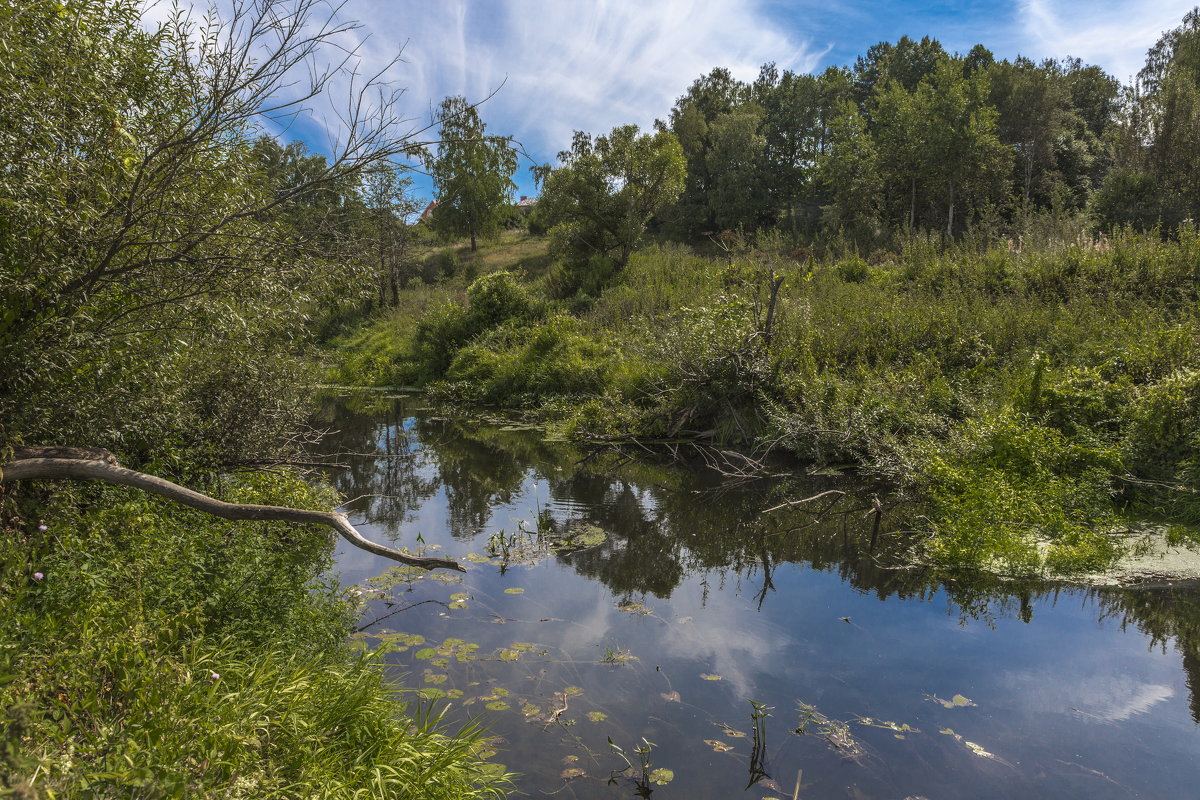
[343, 0, 821, 169]
[1016, 0, 1196, 81]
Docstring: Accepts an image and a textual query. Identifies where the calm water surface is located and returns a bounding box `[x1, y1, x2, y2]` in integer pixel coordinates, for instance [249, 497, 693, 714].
[321, 393, 1200, 799]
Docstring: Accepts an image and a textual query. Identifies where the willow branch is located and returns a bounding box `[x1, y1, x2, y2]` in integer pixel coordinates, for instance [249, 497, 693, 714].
[1, 456, 463, 572]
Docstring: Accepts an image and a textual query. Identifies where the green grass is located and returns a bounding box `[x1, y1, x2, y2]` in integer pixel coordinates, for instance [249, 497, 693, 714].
[0, 473, 511, 799]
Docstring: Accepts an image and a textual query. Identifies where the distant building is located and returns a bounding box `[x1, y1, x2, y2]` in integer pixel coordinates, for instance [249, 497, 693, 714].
[418, 200, 437, 223]
[515, 195, 537, 215]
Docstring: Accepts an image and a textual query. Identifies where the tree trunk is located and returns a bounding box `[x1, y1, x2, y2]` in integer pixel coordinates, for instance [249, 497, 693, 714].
[909, 176, 916, 230]
[946, 181, 955, 238]
[2, 448, 463, 572]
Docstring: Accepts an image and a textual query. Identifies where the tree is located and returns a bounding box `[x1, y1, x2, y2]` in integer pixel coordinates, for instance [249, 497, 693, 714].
[989, 57, 1071, 204]
[705, 105, 769, 230]
[424, 96, 517, 251]
[361, 163, 420, 308]
[820, 101, 882, 240]
[919, 60, 1010, 235]
[537, 125, 686, 271]
[0, 0, 420, 464]
[662, 68, 748, 233]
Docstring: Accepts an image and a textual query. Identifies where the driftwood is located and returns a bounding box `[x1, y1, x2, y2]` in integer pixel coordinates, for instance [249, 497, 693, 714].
[1, 446, 463, 572]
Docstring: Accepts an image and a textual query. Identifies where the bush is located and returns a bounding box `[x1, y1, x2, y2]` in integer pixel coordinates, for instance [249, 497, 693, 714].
[911, 410, 1122, 575]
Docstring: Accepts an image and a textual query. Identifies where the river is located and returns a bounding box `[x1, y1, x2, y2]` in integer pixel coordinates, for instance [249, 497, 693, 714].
[319, 391, 1200, 799]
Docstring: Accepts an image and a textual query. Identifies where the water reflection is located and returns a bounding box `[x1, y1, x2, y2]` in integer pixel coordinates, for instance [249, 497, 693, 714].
[317, 393, 1200, 798]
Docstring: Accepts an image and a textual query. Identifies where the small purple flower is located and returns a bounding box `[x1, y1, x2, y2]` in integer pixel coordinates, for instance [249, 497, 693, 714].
[37, 525, 47, 532]
[210, 672, 220, 681]
[32, 572, 43, 580]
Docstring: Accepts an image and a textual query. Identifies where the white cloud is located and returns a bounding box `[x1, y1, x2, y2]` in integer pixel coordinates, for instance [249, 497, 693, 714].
[342, 0, 820, 164]
[1017, 0, 1197, 81]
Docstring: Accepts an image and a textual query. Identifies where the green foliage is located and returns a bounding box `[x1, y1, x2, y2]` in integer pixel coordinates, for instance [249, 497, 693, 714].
[537, 124, 686, 273]
[912, 410, 1122, 575]
[1123, 368, 1200, 521]
[0, 478, 509, 798]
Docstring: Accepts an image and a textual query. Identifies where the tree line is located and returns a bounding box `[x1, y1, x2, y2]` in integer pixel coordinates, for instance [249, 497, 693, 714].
[529, 9, 1200, 271]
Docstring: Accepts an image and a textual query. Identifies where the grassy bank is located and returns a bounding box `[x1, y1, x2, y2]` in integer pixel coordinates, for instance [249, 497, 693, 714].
[332, 227, 1200, 577]
[0, 472, 510, 799]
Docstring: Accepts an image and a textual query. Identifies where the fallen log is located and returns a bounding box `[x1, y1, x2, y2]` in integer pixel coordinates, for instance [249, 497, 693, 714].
[1, 447, 463, 572]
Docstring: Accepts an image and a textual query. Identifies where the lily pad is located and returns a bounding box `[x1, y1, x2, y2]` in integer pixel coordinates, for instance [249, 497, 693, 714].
[649, 768, 674, 785]
[587, 711, 608, 722]
[414, 648, 436, 660]
[705, 739, 733, 752]
[700, 673, 724, 681]
[504, 587, 525, 595]
[485, 700, 510, 711]
[560, 768, 586, 779]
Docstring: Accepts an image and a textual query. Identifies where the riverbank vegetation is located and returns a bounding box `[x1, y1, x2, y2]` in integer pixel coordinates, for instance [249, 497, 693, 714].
[1, 0, 509, 795]
[333, 10, 1200, 578]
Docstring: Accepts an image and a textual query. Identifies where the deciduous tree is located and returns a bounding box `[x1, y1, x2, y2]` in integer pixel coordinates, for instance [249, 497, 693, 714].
[424, 96, 518, 251]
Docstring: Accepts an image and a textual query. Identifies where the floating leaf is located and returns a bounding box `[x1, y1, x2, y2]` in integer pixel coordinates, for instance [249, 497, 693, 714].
[700, 673, 724, 681]
[450, 593, 470, 602]
[431, 658, 450, 668]
[504, 587, 525, 594]
[661, 691, 681, 703]
[965, 741, 997, 759]
[418, 688, 446, 700]
[485, 701, 510, 711]
[563, 686, 584, 697]
[423, 673, 447, 685]
[717, 724, 747, 738]
[464, 553, 492, 563]
[562, 755, 579, 764]
[587, 711, 608, 722]
[510, 642, 537, 652]
[822, 720, 864, 758]
[414, 648, 436, 660]
[705, 739, 733, 752]
[677, 616, 693, 624]
[927, 693, 976, 709]
[560, 768, 586, 779]
[616, 600, 652, 615]
[649, 768, 674, 785]
[446, 689, 464, 699]
[521, 704, 541, 716]
[857, 717, 920, 734]
[497, 649, 521, 662]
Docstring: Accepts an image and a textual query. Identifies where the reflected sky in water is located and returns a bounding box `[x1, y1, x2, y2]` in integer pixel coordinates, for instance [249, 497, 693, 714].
[321, 393, 1200, 800]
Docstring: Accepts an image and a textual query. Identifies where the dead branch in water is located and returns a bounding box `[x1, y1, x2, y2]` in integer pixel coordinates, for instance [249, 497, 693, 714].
[2, 447, 463, 572]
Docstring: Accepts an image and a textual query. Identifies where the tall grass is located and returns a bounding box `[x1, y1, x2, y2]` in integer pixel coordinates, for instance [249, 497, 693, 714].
[0, 474, 510, 799]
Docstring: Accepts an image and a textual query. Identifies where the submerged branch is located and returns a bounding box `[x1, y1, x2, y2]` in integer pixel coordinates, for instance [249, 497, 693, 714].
[1, 449, 463, 572]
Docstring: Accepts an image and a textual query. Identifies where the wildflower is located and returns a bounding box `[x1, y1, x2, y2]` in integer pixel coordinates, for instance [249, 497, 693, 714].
[33, 572, 44, 580]
[210, 672, 220, 681]
[37, 525, 47, 531]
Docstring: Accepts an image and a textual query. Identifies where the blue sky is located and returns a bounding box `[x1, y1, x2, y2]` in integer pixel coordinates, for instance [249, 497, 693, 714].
[229, 0, 1200, 203]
